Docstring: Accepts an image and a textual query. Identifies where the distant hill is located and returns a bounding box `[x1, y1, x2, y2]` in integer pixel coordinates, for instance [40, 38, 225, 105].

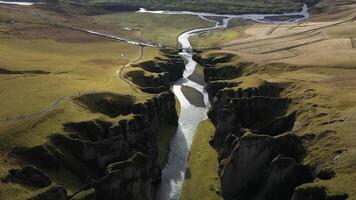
[42, 0, 314, 15]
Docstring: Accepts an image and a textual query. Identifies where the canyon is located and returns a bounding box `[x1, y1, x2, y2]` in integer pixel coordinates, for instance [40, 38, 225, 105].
[1, 0, 356, 200]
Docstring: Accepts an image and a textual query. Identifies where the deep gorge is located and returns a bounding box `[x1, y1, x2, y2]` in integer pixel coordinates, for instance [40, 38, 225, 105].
[193, 52, 349, 200]
[1, 49, 185, 200]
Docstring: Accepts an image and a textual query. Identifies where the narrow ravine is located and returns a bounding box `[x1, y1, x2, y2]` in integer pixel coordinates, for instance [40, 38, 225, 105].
[139, 6, 310, 200]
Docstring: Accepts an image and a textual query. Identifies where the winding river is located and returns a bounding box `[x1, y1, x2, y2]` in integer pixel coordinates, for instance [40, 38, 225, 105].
[139, 5, 309, 200]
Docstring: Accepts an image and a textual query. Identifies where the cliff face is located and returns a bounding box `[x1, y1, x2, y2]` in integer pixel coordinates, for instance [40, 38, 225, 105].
[194, 52, 345, 200]
[2, 48, 184, 200]
[124, 48, 185, 94]
[10, 91, 177, 200]
[94, 152, 154, 200]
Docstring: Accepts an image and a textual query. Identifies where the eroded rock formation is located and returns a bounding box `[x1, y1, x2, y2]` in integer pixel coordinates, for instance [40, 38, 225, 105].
[194, 52, 333, 200]
[124, 48, 185, 94]
[1, 165, 51, 188]
[94, 152, 156, 200]
[3, 48, 184, 200]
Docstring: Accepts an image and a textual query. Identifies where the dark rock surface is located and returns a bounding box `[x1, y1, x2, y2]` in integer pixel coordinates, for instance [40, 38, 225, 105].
[291, 185, 348, 200]
[27, 185, 67, 200]
[1, 165, 51, 188]
[94, 152, 156, 200]
[10, 91, 178, 200]
[194, 52, 321, 200]
[124, 48, 185, 94]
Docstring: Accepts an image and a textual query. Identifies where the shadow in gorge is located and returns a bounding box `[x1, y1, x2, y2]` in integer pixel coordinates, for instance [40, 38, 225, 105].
[155, 125, 189, 200]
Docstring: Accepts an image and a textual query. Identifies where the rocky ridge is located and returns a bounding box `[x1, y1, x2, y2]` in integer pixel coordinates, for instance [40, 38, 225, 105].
[194, 51, 348, 200]
[124, 48, 185, 94]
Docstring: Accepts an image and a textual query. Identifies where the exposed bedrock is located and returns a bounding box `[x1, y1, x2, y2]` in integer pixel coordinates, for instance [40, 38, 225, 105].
[124, 48, 185, 94]
[8, 91, 179, 200]
[291, 185, 348, 200]
[94, 152, 156, 200]
[207, 75, 280, 101]
[219, 133, 315, 200]
[27, 185, 68, 200]
[193, 52, 251, 83]
[209, 96, 296, 150]
[193, 52, 324, 200]
[1, 165, 51, 188]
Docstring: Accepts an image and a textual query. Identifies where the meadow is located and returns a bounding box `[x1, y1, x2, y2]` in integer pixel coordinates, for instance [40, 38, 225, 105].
[93, 12, 214, 47]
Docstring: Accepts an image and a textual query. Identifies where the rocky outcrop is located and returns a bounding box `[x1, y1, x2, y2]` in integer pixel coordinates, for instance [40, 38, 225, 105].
[194, 52, 321, 200]
[94, 152, 156, 200]
[8, 89, 179, 200]
[209, 91, 294, 150]
[124, 48, 185, 94]
[291, 185, 348, 200]
[1, 165, 51, 188]
[219, 133, 315, 199]
[27, 185, 67, 200]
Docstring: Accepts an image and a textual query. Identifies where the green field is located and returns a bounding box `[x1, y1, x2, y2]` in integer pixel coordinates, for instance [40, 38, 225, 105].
[191, 19, 249, 49]
[93, 12, 214, 47]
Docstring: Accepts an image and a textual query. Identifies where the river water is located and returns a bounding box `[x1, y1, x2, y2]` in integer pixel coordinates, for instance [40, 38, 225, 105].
[0, 1, 34, 5]
[138, 5, 309, 200]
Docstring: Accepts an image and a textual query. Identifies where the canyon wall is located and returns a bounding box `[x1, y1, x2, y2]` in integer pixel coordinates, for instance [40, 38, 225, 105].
[1, 48, 185, 200]
[194, 52, 348, 200]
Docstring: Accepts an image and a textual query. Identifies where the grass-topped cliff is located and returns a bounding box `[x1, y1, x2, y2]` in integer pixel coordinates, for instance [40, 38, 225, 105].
[0, 3, 190, 199]
[182, 0, 356, 199]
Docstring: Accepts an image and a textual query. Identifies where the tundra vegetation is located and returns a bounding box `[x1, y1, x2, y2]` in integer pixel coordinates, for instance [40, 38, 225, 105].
[0, 0, 356, 200]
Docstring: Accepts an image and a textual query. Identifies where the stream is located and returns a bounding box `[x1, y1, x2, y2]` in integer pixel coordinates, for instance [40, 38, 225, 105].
[138, 5, 309, 200]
